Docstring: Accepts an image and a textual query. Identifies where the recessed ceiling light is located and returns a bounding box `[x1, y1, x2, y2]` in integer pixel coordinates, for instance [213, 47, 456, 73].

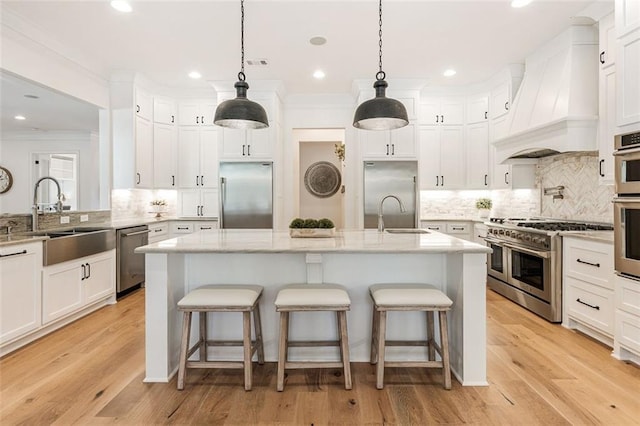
[188, 71, 202, 79]
[443, 69, 457, 77]
[111, 1, 132, 13]
[511, 0, 532, 8]
[313, 70, 326, 79]
[309, 36, 327, 46]
[14, 115, 26, 120]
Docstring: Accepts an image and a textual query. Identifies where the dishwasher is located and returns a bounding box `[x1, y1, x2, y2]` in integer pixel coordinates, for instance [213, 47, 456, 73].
[116, 225, 150, 297]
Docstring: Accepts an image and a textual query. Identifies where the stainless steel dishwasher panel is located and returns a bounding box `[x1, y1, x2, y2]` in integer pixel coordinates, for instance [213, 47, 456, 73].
[116, 225, 149, 295]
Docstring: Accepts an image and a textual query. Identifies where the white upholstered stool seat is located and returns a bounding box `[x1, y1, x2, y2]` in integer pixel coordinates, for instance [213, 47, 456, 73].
[275, 284, 352, 391]
[369, 283, 452, 390]
[177, 285, 265, 391]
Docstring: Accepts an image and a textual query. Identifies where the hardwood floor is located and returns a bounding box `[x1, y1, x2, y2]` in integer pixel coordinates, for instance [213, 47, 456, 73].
[1, 289, 639, 425]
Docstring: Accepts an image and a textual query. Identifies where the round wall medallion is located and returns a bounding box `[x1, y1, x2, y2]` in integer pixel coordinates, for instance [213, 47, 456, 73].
[0, 166, 13, 194]
[304, 161, 341, 198]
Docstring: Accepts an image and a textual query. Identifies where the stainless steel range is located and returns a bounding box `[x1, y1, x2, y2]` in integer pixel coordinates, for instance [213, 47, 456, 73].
[485, 218, 613, 323]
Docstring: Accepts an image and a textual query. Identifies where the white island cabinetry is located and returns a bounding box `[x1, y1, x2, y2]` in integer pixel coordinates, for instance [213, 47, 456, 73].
[138, 229, 490, 385]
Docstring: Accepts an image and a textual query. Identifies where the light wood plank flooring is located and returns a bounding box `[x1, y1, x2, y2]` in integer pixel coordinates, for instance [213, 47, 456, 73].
[1, 289, 639, 425]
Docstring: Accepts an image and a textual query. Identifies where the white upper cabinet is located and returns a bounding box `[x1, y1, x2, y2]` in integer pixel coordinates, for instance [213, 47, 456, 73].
[135, 116, 153, 188]
[420, 97, 465, 125]
[135, 88, 152, 121]
[220, 126, 274, 159]
[419, 125, 465, 189]
[466, 94, 489, 124]
[616, 1, 640, 129]
[599, 62, 617, 184]
[178, 101, 216, 126]
[600, 13, 617, 69]
[466, 122, 490, 188]
[489, 81, 511, 120]
[153, 123, 178, 188]
[360, 124, 417, 159]
[154, 97, 176, 125]
[178, 126, 218, 188]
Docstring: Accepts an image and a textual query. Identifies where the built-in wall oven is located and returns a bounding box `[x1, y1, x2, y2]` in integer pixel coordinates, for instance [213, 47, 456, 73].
[614, 130, 640, 280]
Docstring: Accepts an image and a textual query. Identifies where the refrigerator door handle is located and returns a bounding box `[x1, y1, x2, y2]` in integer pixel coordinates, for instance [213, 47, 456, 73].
[220, 177, 226, 228]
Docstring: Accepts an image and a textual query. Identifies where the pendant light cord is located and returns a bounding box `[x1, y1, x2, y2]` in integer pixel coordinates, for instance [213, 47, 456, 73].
[239, 0, 245, 81]
[377, 0, 385, 81]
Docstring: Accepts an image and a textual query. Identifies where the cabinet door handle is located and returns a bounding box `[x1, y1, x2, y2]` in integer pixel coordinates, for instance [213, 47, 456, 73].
[172, 175, 175, 186]
[200, 175, 204, 186]
[505, 101, 509, 111]
[436, 176, 439, 186]
[136, 173, 141, 184]
[386, 144, 389, 155]
[242, 144, 246, 156]
[484, 111, 488, 120]
[196, 176, 200, 186]
[0, 249, 27, 258]
[201, 116, 204, 124]
[452, 227, 464, 230]
[136, 105, 140, 113]
[247, 144, 251, 156]
[576, 298, 600, 310]
[391, 144, 395, 155]
[200, 227, 212, 230]
[577, 258, 600, 268]
[484, 174, 488, 186]
[86, 262, 91, 279]
[196, 116, 200, 124]
[435, 115, 439, 123]
[599, 51, 605, 64]
[599, 159, 605, 177]
[171, 115, 175, 123]
[440, 115, 444, 123]
[504, 172, 509, 185]
[441, 175, 444, 186]
[177, 226, 189, 230]
[81, 264, 86, 280]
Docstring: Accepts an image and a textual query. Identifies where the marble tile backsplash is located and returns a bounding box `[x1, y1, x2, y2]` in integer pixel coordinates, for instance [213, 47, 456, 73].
[537, 152, 614, 223]
[111, 189, 177, 221]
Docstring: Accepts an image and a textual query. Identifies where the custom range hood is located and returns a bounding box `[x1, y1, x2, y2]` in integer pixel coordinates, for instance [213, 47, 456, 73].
[493, 24, 599, 164]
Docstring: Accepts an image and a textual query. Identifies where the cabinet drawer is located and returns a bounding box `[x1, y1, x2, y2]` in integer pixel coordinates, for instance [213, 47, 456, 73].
[566, 276, 614, 335]
[616, 275, 640, 316]
[563, 238, 613, 289]
[420, 222, 444, 232]
[194, 221, 218, 231]
[171, 222, 194, 234]
[148, 223, 169, 242]
[616, 310, 640, 355]
[446, 223, 469, 234]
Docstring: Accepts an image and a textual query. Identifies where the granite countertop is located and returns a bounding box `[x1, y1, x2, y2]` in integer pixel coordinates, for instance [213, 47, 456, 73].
[560, 230, 614, 244]
[136, 228, 492, 255]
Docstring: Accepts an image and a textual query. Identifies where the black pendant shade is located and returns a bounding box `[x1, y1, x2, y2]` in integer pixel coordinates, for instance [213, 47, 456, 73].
[353, 78, 408, 130]
[214, 78, 269, 129]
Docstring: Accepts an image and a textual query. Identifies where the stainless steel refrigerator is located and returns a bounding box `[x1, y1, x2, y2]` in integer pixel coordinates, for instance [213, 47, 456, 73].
[219, 161, 273, 229]
[363, 161, 418, 229]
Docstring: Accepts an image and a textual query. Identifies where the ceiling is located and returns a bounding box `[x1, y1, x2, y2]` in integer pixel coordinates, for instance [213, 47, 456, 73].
[0, 0, 605, 133]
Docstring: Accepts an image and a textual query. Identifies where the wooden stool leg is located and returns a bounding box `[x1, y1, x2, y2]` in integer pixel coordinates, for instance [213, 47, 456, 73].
[177, 311, 192, 390]
[337, 310, 352, 390]
[199, 311, 208, 361]
[426, 311, 435, 361]
[277, 311, 289, 392]
[439, 311, 452, 390]
[243, 310, 252, 391]
[253, 303, 265, 364]
[370, 305, 379, 364]
[376, 310, 387, 390]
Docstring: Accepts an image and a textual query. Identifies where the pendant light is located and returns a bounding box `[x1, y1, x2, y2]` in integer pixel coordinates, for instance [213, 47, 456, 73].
[214, 0, 269, 129]
[353, 0, 408, 131]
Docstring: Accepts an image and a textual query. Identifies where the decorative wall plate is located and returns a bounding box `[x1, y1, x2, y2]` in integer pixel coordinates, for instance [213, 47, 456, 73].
[304, 161, 341, 198]
[0, 166, 13, 194]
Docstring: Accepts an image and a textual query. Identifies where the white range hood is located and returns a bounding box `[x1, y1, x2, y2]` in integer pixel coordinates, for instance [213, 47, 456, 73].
[493, 25, 599, 164]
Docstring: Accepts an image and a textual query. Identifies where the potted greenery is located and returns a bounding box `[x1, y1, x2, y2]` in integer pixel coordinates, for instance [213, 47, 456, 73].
[475, 198, 492, 219]
[289, 217, 336, 238]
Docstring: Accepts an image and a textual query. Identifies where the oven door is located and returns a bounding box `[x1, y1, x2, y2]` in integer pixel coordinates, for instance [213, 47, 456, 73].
[614, 198, 640, 279]
[615, 147, 640, 195]
[485, 237, 509, 282]
[504, 243, 552, 303]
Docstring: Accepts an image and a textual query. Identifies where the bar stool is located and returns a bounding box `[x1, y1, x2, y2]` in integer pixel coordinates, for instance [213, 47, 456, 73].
[177, 284, 265, 391]
[274, 283, 352, 391]
[369, 283, 452, 390]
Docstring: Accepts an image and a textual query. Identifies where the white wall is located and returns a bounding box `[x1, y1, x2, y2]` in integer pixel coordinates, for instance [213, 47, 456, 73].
[0, 132, 100, 214]
[299, 140, 344, 229]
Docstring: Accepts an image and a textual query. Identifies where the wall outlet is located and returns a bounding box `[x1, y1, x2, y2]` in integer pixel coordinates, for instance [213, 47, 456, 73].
[80, 214, 89, 222]
[60, 216, 70, 224]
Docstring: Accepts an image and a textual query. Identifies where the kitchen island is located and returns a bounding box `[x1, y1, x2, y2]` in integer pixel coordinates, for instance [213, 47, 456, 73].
[137, 229, 491, 386]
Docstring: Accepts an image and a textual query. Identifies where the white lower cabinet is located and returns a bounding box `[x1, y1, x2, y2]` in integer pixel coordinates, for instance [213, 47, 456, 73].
[148, 222, 170, 243]
[614, 274, 640, 362]
[562, 237, 614, 346]
[420, 220, 473, 241]
[170, 220, 219, 236]
[0, 242, 42, 345]
[42, 250, 115, 325]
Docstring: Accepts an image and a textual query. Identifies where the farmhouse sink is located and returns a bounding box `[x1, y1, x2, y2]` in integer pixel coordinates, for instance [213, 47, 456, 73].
[384, 229, 430, 234]
[28, 228, 116, 265]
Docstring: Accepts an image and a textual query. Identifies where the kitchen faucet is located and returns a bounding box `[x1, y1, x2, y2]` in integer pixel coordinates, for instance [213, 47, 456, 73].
[378, 195, 406, 232]
[32, 176, 63, 231]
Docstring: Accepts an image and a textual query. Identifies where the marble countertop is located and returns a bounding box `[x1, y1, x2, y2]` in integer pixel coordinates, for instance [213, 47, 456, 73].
[560, 230, 614, 243]
[136, 228, 492, 255]
[0, 234, 48, 247]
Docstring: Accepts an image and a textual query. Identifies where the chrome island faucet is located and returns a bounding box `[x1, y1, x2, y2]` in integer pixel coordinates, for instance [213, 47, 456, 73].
[378, 195, 406, 232]
[32, 176, 63, 231]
